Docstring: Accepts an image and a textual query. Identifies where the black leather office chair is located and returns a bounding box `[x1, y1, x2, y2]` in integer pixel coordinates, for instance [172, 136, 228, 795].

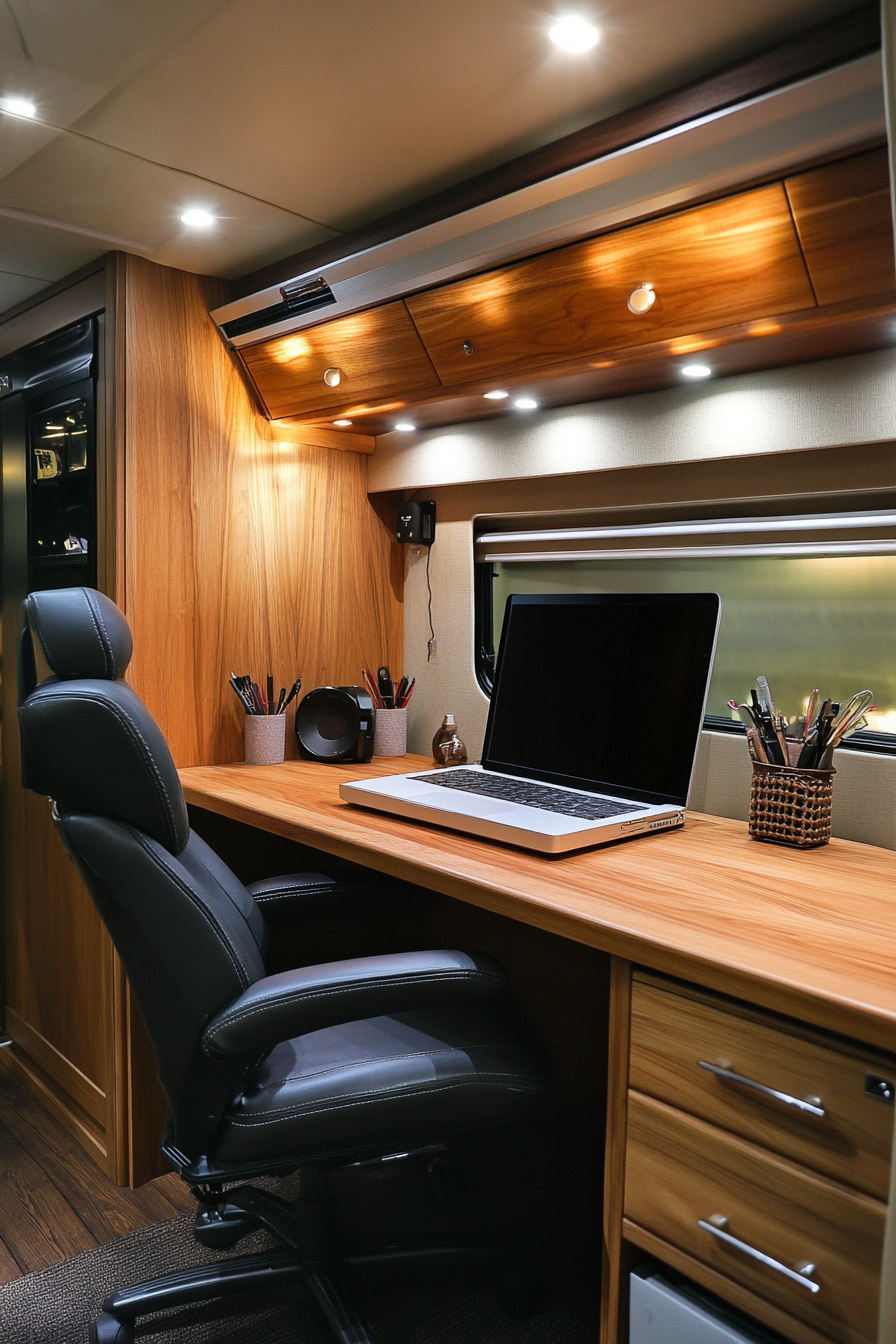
[17, 588, 548, 1344]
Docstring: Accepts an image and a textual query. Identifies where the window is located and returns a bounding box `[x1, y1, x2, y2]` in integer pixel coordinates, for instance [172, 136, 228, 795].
[474, 503, 896, 754]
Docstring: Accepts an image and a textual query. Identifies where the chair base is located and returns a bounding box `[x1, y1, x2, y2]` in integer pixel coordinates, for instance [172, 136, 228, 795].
[89, 1178, 544, 1344]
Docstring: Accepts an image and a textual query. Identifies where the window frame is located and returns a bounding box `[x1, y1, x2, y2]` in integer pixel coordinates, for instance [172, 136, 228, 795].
[473, 546, 896, 758]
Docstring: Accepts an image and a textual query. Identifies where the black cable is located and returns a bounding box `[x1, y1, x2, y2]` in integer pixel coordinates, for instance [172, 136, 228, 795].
[426, 544, 435, 663]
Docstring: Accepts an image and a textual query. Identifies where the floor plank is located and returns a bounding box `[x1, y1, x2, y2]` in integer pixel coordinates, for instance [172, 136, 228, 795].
[0, 1076, 169, 1241]
[0, 1235, 22, 1282]
[0, 1124, 95, 1274]
[0, 1073, 195, 1284]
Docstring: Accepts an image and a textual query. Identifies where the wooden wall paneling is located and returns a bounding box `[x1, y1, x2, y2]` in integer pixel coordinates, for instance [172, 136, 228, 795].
[121, 254, 404, 1178]
[601, 958, 632, 1344]
[405, 184, 817, 384]
[261, 418, 375, 454]
[785, 146, 896, 306]
[122, 254, 403, 773]
[239, 300, 439, 421]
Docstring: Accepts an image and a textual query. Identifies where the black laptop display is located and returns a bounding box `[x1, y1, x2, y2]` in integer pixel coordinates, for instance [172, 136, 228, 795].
[341, 591, 720, 853]
[483, 593, 721, 807]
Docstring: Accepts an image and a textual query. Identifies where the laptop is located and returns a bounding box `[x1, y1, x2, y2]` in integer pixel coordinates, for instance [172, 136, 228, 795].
[340, 592, 721, 854]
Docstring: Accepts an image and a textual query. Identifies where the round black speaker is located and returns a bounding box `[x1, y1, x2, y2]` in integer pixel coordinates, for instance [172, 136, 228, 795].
[294, 686, 376, 763]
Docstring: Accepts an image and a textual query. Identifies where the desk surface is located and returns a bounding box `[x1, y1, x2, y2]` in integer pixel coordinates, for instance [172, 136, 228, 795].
[180, 755, 896, 1049]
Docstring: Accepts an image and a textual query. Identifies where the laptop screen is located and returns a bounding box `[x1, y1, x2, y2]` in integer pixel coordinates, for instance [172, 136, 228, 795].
[482, 593, 720, 807]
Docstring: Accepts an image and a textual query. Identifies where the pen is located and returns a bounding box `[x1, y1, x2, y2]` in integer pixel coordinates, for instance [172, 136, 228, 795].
[229, 676, 256, 714]
[250, 681, 266, 716]
[377, 666, 395, 709]
[398, 677, 415, 708]
[362, 668, 385, 708]
[266, 673, 274, 715]
[280, 677, 302, 713]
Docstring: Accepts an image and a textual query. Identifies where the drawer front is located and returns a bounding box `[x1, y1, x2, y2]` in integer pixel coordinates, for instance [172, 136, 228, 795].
[406, 184, 816, 384]
[241, 300, 438, 419]
[625, 1092, 885, 1344]
[630, 979, 894, 1198]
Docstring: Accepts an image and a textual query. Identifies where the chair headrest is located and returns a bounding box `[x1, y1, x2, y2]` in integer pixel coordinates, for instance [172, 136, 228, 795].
[22, 588, 132, 687]
[19, 589, 189, 855]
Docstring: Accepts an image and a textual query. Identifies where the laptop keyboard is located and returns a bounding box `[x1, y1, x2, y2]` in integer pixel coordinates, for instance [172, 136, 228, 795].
[409, 769, 646, 822]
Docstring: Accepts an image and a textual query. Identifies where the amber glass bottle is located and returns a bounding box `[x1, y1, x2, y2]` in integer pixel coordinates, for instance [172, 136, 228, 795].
[432, 714, 468, 768]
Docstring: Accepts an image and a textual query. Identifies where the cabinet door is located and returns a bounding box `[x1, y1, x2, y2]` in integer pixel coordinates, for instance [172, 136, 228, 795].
[785, 147, 896, 307]
[406, 184, 816, 384]
[240, 300, 439, 420]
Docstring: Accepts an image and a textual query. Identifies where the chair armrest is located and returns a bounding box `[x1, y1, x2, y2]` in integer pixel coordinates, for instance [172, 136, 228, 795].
[247, 872, 397, 920]
[202, 950, 507, 1058]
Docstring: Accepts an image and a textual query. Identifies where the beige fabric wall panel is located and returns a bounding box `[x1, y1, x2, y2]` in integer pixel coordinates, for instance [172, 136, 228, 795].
[371, 347, 896, 492]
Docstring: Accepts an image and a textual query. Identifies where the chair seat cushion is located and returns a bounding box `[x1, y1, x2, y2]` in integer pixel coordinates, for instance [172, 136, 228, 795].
[210, 1008, 547, 1163]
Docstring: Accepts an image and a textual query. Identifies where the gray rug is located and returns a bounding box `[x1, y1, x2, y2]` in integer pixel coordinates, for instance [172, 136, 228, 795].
[0, 1165, 597, 1343]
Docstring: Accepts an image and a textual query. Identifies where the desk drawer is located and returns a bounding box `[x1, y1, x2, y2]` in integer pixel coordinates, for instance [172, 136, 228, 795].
[625, 1092, 885, 1344]
[630, 978, 894, 1198]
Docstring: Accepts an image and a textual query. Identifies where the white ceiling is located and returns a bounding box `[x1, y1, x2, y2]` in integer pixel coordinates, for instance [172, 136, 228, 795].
[0, 0, 867, 317]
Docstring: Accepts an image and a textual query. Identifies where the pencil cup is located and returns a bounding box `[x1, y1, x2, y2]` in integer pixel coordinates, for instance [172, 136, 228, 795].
[748, 761, 835, 848]
[373, 707, 407, 757]
[244, 714, 286, 766]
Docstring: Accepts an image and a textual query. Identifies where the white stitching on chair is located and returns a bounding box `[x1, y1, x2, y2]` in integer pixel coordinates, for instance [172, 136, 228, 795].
[38, 687, 183, 845]
[85, 590, 116, 677]
[81, 590, 113, 677]
[224, 1075, 540, 1129]
[206, 968, 505, 1042]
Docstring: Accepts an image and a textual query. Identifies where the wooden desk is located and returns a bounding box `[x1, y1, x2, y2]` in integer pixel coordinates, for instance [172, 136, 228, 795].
[180, 755, 896, 1344]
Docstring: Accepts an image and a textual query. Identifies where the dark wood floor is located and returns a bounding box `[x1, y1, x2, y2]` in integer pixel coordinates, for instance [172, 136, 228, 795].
[0, 1067, 195, 1284]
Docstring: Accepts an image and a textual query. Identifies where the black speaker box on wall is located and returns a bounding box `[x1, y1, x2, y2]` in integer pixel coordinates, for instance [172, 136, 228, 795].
[294, 686, 376, 763]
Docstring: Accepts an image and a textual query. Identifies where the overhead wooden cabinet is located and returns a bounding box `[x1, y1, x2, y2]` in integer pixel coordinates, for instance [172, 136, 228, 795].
[785, 146, 896, 307]
[404, 184, 817, 384]
[241, 299, 438, 419]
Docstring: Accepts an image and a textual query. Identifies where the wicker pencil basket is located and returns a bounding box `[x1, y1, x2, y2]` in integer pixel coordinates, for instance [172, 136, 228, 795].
[749, 761, 836, 849]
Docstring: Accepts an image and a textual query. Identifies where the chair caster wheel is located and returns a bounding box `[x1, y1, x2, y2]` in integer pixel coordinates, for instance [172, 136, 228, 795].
[89, 1313, 134, 1344]
[494, 1255, 548, 1320]
[193, 1203, 256, 1249]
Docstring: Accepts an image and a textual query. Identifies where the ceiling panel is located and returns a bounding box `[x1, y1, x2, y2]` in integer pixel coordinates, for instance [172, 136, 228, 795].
[0, 269, 54, 311]
[0, 212, 103, 278]
[0, 133, 337, 277]
[7, 0, 232, 90]
[71, 0, 865, 230]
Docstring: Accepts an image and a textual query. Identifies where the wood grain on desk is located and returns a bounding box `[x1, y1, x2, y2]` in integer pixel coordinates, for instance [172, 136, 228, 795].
[179, 756, 896, 1048]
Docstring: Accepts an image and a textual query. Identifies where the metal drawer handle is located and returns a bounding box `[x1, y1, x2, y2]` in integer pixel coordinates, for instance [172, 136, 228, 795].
[698, 1217, 820, 1294]
[698, 1060, 825, 1117]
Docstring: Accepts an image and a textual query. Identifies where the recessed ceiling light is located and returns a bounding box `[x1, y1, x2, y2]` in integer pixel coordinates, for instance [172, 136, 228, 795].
[483, 389, 509, 401]
[549, 16, 600, 52]
[333, 418, 353, 427]
[681, 364, 712, 379]
[0, 96, 36, 117]
[514, 398, 538, 410]
[180, 208, 216, 228]
[394, 421, 416, 432]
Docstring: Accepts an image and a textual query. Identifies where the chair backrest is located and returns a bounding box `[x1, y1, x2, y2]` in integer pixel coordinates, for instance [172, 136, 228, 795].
[18, 588, 270, 1157]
